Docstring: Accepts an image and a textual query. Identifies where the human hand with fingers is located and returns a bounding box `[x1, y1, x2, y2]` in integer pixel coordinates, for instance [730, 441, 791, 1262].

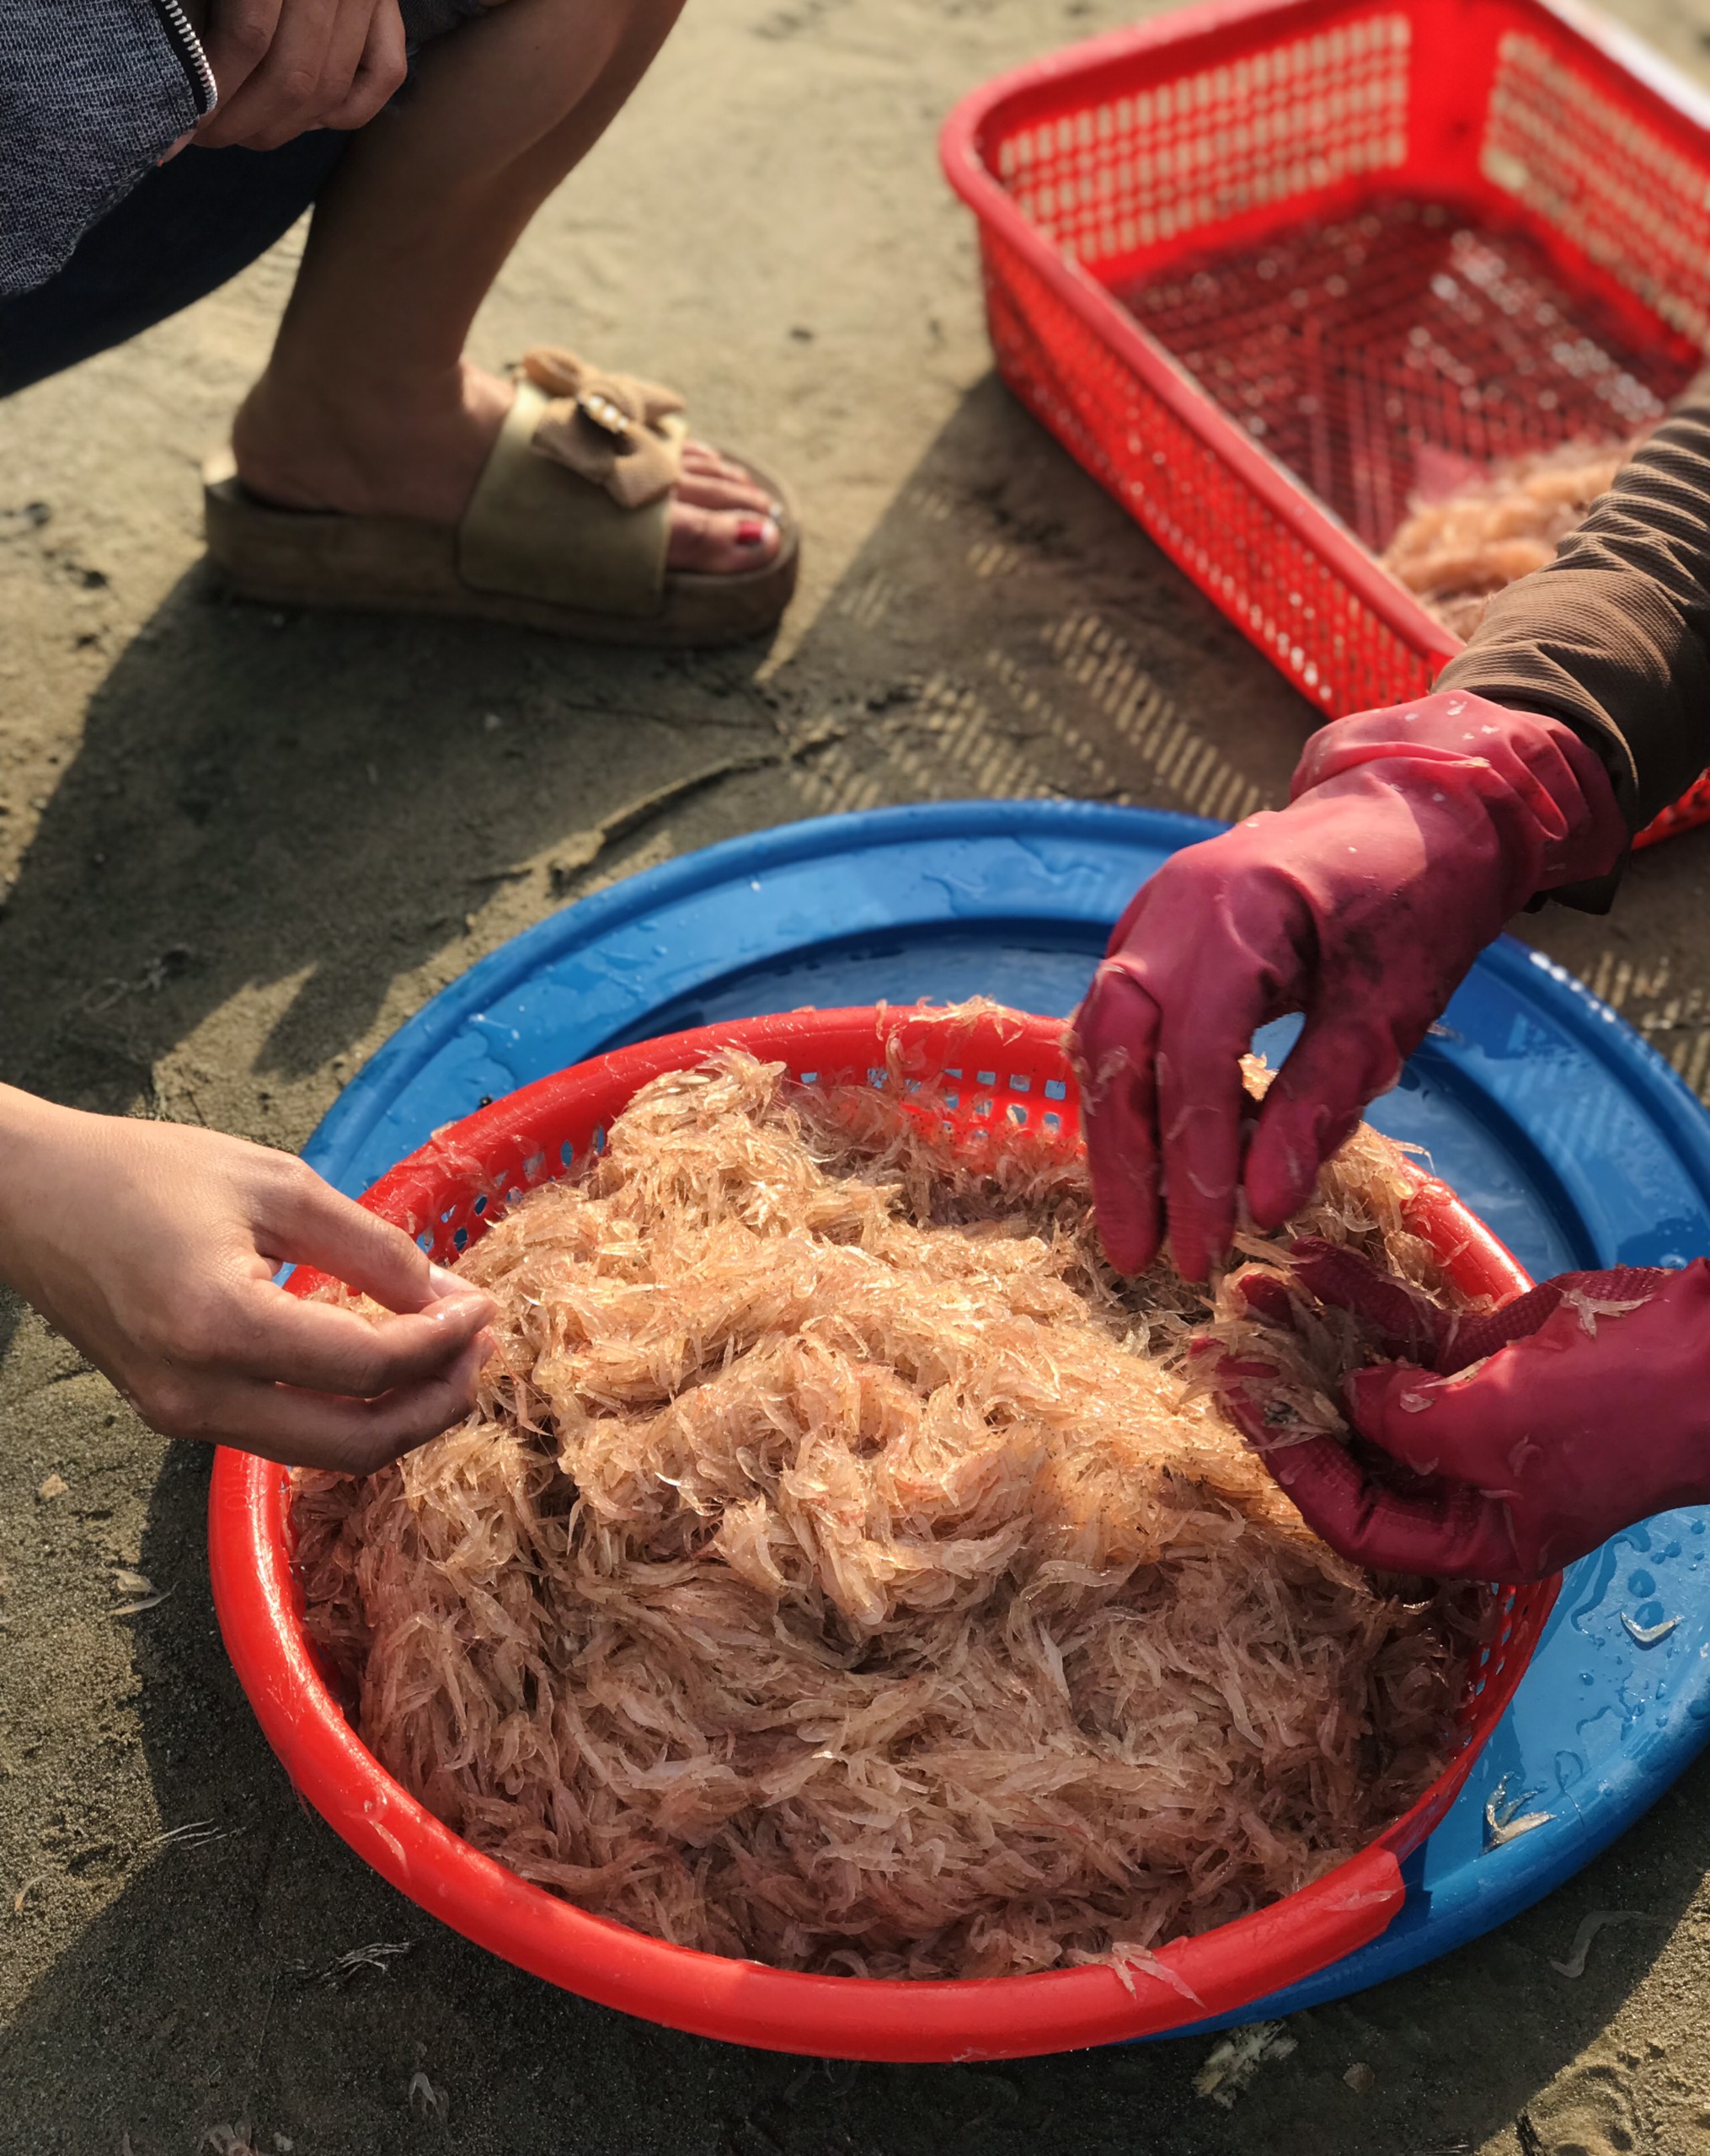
[0, 1086, 494, 1472]
[191, 0, 409, 153]
[1071, 691, 1627, 1283]
[1204, 1238, 1710, 1581]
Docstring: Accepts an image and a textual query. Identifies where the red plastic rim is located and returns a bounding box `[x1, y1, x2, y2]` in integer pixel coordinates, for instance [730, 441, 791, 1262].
[208, 1006, 1558, 2059]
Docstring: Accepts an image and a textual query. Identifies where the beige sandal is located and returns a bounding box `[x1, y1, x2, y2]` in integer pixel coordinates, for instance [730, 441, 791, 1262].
[201, 348, 799, 646]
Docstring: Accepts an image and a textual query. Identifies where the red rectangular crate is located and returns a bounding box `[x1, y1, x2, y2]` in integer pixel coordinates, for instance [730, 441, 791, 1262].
[941, 0, 1710, 844]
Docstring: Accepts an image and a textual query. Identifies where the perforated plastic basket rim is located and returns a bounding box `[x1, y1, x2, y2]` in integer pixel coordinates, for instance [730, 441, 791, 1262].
[207, 1005, 1558, 2060]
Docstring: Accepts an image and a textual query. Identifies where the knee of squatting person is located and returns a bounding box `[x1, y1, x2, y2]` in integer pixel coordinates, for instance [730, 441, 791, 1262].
[0, 0, 797, 1468]
[3, 0, 794, 587]
[1071, 403, 1710, 1582]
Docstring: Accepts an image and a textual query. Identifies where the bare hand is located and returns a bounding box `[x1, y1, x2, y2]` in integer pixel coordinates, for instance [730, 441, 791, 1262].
[195, 0, 409, 152]
[0, 1089, 494, 1473]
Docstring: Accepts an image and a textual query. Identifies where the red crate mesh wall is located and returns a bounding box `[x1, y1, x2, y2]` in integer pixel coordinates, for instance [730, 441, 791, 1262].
[1479, 29, 1710, 846]
[1123, 202, 1690, 551]
[1482, 31, 1710, 350]
[979, 8, 1448, 712]
[982, 224, 1437, 712]
[1483, 33, 1710, 849]
[994, 13, 1413, 271]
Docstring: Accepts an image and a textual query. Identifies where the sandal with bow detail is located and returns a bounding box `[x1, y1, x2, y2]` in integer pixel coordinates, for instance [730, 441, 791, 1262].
[201, 348, 799, 646]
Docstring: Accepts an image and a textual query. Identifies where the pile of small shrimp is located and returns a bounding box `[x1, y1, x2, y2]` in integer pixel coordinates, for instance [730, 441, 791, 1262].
[294, 1014, 1483, 1979]
[1381, 438, 1633, 638]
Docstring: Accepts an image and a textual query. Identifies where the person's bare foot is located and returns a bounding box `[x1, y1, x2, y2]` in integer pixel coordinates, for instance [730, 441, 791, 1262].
[231, 360, 782, 574]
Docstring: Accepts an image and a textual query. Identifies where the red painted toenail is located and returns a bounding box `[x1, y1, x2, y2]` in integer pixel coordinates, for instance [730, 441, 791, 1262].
[736, 518, 769, 547]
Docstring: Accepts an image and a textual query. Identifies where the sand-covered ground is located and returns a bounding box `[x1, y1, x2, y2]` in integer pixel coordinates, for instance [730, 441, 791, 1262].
[9, 0, 1710, 2148]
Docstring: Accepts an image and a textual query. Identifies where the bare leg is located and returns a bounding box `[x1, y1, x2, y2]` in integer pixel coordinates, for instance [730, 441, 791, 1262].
[232, 0, 778, 574]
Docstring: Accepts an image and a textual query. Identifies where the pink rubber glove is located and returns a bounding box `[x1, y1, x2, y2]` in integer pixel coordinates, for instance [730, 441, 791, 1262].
[1072, 691, 1627, 1279]
[1208, 1240, 1710, 1580]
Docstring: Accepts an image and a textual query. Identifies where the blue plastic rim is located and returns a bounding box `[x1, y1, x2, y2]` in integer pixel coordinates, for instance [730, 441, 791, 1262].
[306, 800, 1710, 2038]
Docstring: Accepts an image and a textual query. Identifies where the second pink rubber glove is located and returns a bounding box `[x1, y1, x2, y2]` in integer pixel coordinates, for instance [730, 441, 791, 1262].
[1207, 1240, 1710, 1581]
[1072, 691, 1627, 1279]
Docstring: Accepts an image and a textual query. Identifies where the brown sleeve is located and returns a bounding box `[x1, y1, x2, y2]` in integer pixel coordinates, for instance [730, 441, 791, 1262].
[1436, 398, 1710, 838]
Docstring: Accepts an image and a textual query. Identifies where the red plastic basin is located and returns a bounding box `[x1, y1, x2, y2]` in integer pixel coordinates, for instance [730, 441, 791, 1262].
[209, 1005, 1558, 2059]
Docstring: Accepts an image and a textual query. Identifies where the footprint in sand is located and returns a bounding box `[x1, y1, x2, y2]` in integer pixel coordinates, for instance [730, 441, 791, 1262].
[1524, 2057, 1639, 2155]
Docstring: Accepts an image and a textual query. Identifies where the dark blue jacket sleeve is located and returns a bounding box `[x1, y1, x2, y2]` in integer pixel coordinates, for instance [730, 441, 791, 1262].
[1, 2, 211, 299]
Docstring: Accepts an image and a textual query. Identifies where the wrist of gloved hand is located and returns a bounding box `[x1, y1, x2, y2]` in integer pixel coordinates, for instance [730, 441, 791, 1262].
[1074, 689, 1627, 1282]
[1292, 689, 1627, 904]
[1203, 1241, 1710, 1580]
